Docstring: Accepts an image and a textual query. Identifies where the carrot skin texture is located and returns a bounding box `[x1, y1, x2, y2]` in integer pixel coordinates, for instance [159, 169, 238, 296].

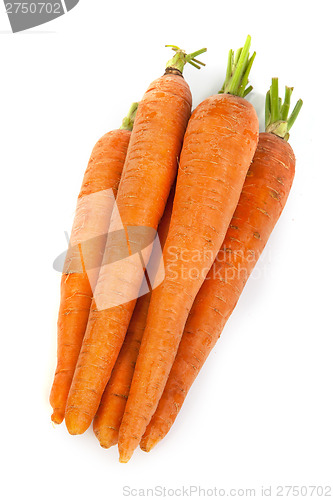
[118, 94, 259, 462]
[65, 75, 192, 435]
[141, 132, 296, 451]
[93, 189, 174, 448]
[49, 129, 131, 424]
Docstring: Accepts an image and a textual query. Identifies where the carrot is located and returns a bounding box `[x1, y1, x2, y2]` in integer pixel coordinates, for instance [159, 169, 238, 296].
[141, 79, 303, 452]
[49, 103, 138, 424]
[65, 47, 206, 435]
[93, 187, 175, 448]
[118, 36, 259, 462]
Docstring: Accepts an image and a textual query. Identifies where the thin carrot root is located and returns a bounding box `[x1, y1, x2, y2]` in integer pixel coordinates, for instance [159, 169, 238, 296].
[51, 410, 64, 425]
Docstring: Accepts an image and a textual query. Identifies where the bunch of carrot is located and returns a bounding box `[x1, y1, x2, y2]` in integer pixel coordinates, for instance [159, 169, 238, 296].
[50, 36, 302, 462]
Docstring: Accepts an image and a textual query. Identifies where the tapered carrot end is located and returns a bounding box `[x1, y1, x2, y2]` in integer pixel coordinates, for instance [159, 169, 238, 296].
[119, 453, 131, 463]
[118, 445, 134, 463]
[51, 409, 64, 425]
[94, 427, 119, 449]
[65, 409, 91, 435]
[140, 435, 160, 452]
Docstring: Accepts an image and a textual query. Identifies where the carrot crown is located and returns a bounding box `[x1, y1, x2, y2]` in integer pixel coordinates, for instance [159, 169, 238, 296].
[165, 46, 207, 75]
[265, 78, 303, 141]
[120, 102, 139, 131]
[219, 35, 256, 97]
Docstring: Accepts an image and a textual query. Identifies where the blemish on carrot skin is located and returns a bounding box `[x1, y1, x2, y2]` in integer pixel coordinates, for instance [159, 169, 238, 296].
[253, 232, 261, 239]
[215, 295, 227, 303]
[276, 176, 284, 185]
[211, 307, 224, 317]
[256, 207, 271, 218]
[55, 367, 72, 374]
[269, 188, 280, 200]
[111, 392, 128, 400]
[102, 425, 117, 431]
[276, 158, 290, 170]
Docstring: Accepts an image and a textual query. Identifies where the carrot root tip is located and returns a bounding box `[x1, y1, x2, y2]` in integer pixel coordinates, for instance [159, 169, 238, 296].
[51, 410, 64, 425]
[118, 448, 134, 463]
[140, 436, 158, 453]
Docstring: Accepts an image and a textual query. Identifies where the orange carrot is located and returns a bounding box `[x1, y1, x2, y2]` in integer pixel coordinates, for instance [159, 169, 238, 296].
[141, 79, 302, 452]
[118, 36, 259, 462]
[49, 104, 137, 424]
[65, 47, 206, 435]
[93, 187, 174, 448]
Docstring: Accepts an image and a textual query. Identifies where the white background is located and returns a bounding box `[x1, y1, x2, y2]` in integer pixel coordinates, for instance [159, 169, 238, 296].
[1, 1, 332, 498]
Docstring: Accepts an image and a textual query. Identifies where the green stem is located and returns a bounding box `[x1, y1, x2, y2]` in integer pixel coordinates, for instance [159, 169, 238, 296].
[120, 102, 139, 131]
[265, 90, 271, 130]
[221, 50, 233, 93]
[280, 86, 293, 121]
[287, 99, 303, 131]
[234, 47, 243, 66]
[265, 77, 303, 141]
[243, 85, 253, 97]
[165, 45, 207, 74]
[270, 78, 280, 124]
[219, 35, 256, 98]
[239, 51, 256, 97]
[278, 97, 282, 111]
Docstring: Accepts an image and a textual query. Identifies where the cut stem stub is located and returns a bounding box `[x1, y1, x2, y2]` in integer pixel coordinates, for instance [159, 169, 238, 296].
[120, 102, 139, 131]
[219, 35, 256, 98]
[265, 77, 303, 141]
[165, 45, 207, 75]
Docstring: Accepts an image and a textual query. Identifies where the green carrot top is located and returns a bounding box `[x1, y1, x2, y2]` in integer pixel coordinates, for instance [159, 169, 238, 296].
[219, 35, 256, 98]
[165, 45, 207, 75]
[265, 78, 303, 141]
[120, 102, 139, 131]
